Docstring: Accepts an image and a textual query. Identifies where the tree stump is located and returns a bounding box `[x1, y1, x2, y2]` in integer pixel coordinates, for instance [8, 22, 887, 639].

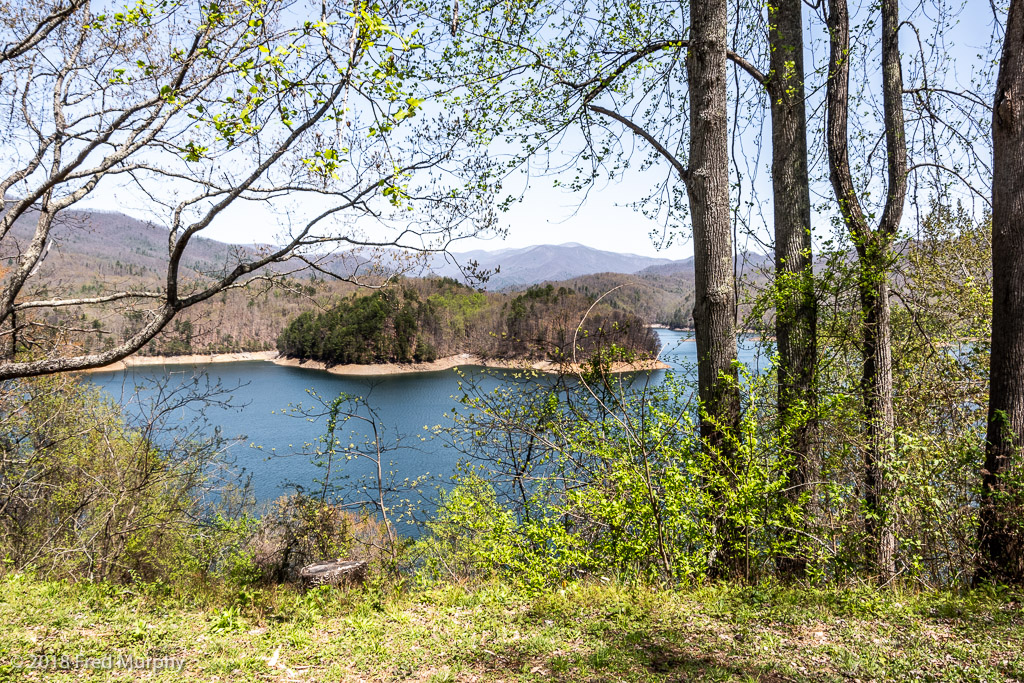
[298, 559, 367, 589]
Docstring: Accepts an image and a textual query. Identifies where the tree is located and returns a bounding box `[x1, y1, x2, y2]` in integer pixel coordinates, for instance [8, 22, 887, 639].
[980, 0, 1024, 586]
[436, 0, 841, 578]
[824, 0, 907, 583]
[0, 0, 495, 379]
[0, 370, 249, 581]
[684, 0, 742, 578]
[567, 0, 817, 577]
[0, 0, 86, 64]
[439, 0, 1002, 583]
[767, 0, 817, 579]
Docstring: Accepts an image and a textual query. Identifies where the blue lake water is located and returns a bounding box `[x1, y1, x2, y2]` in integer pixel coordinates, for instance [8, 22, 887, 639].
[84, 330, 769, 512]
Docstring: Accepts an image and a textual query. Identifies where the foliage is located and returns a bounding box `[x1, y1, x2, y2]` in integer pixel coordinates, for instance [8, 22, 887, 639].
[0, 0, 499, 378]
[277, 287, 439, 365]
[422, 213, 996, 590]
[745, 204, 994, 587]
[279, 389, 429, 568]
[238, 495, 394, 586]
[276, 279, 660, 365]
[0, 373, 403, 588]
[0, 373, 251, 584]
[421, 366, 810, 589]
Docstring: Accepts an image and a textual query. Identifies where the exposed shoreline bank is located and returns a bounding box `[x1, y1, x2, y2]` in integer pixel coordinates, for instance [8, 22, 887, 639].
[81, 351, 670, 376]
[78, 351, 280, 373]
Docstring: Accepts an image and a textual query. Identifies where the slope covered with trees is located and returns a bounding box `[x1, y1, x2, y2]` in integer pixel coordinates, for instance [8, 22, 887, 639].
[276, 279, 660, 365]
[1, 206, 703, 358]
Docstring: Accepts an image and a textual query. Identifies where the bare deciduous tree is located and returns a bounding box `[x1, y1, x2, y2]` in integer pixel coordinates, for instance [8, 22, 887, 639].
[824, 0, 908, 583]
[0, 0, 495, 380]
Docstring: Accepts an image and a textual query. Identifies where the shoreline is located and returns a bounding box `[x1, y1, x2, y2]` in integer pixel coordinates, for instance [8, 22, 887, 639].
[78, 351, 280, 373]
[81, 351, 670, 376]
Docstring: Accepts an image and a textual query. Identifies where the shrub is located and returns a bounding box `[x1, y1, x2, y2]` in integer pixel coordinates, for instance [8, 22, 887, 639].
[0, 373, 250, 585]
[238, 495, 394, 586]
[426, 368, 806, 588]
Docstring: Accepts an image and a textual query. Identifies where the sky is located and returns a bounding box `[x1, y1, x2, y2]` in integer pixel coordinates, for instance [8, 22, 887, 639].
[78, 0, 1001, 261]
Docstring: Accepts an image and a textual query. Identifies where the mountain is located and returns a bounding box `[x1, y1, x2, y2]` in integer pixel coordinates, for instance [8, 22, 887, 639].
[6, 204, 691, 290]
[2, 206, 264, 285]
[635, 258, 696, 278]
[429, 243, 680, 289]
[6, 205, 774, 294]
[429, 243, 773, 291]
[634, 251, 773, 278]
[2, 206, 327, 357]
[3, 206, 775, 355]
[553, 251, 773, 328]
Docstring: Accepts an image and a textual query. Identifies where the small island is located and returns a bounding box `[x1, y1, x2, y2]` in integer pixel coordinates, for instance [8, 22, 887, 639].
[275, 279, 667, 374]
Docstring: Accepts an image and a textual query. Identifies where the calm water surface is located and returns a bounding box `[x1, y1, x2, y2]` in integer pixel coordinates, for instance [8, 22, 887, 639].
[85, 330, 768, 507]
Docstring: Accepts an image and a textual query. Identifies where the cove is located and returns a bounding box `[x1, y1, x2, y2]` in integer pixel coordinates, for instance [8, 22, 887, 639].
[83, 330, 768, 511]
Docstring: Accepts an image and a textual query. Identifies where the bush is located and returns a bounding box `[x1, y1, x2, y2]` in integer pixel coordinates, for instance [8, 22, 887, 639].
[0, 373, 250, 585]
[237, 495, 395, 586]
[414, 474, 592, 592]
[426, 368, 806, 588]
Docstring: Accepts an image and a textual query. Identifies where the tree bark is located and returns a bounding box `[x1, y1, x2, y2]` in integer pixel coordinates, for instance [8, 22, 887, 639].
[298, 559, 368, 589]
[687, 0, 742, 579]
[979, 0, 1024, 586]
[767, 0, 817, 580]
[858, 262, 897, 581]
[826, 0, 905, 584]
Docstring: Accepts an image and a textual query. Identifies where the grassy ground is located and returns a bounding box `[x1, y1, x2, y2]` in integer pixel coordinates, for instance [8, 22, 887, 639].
[0, 572, 1022, 682]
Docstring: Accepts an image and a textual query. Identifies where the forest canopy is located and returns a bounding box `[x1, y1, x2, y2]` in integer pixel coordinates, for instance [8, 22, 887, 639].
[275, 279, 660, 365]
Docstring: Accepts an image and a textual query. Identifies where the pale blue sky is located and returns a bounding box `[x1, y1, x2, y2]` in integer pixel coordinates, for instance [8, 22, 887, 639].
[81, 0, 1001, 260]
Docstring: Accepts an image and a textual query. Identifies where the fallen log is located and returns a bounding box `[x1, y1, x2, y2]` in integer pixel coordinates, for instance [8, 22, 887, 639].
[298, 559, 368, 589]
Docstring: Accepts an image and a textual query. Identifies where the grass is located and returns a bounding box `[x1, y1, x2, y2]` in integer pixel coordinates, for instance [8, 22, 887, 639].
[0, 571, 1022, 682]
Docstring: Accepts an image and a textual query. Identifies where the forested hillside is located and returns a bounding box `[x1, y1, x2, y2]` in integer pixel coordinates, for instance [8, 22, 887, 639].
[276, 279, 660, 364]
[551, 252, 771, 329]
[1, 207, 687, 357]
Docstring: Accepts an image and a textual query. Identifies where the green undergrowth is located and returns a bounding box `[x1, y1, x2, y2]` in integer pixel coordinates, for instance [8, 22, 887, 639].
[0, 572, 1022, 682]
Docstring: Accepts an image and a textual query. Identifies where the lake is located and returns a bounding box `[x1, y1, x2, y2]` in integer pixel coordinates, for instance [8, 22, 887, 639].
[84, 330, 769, 516]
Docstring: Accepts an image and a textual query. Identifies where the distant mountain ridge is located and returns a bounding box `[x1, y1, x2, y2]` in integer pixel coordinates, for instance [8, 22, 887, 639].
[2, 206, 264, 283]
[6, 206, 707, 290]
[429, 242, 685, 289]
[0, 207, 787, 359]
[9, 201, 770, 287]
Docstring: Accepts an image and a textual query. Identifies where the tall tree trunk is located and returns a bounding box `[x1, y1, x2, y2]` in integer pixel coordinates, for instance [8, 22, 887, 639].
[688, 0, 742, 579]
[859, 255, 897, 581]
[767, 0, 817, 580]
[826, 0, 905, 584]
[979, 0, 1024, 587]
